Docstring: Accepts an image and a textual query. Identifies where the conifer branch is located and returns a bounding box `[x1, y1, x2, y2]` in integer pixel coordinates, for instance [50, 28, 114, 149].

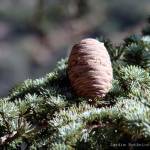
[0, 23, 150, 149]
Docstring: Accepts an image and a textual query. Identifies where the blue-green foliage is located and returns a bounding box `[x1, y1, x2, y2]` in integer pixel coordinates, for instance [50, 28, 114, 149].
[0, 25, 150, 149]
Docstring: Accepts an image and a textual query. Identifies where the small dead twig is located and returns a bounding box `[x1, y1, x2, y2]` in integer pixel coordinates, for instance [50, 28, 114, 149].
[0, 131, 19, 145]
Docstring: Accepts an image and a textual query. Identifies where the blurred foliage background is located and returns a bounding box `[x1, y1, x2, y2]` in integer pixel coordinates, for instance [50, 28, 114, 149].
[0, 0, 149, 96]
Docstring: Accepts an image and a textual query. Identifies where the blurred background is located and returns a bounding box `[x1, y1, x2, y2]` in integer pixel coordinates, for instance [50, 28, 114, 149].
[0, 0, 149, 96]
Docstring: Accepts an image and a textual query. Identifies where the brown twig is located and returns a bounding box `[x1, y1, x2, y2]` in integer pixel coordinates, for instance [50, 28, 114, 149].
[0, 131, 19, 145]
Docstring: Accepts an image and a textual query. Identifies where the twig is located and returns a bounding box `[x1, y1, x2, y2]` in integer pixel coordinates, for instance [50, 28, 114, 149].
[0, 131, 18, 145]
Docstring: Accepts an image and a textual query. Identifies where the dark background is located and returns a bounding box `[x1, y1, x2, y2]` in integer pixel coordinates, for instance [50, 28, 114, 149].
[0, 0, 149, 96]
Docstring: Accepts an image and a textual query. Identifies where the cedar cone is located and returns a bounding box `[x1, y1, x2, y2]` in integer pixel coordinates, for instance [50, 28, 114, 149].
[68, 38, 113, 98]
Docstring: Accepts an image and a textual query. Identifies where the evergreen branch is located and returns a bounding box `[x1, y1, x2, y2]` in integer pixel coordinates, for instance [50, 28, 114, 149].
[8, 58, 68, 101]
[0, 23, 150, 149]
[0, 112, 11, 133]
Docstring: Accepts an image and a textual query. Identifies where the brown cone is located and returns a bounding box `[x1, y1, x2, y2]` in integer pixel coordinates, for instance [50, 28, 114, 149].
[68, 38, 113, 98]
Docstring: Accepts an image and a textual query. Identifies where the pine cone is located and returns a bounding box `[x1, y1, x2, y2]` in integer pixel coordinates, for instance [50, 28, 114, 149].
[68, 38, 113, 98]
